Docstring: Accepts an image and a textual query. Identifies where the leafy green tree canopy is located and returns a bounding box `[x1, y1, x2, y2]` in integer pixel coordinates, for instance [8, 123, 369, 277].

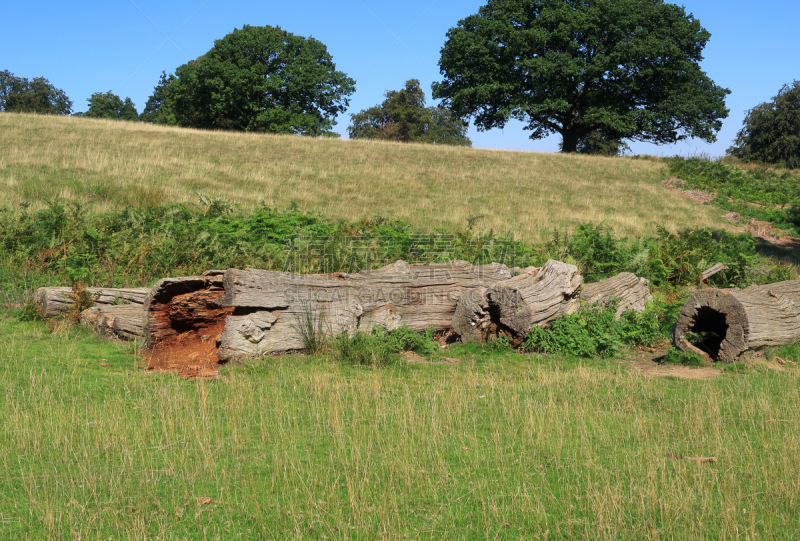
[432, 0, 730, 153]
[76, 91, 138, 120]
[139, 71, 176, 125]
[348, 79, 471, 146]
[0, 70, 72, 115]
[728, 81, 800, 169]
[165, 25, 356, 135]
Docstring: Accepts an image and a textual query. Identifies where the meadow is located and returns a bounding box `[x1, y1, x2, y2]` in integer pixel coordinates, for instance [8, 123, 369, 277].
[1, 310, 799, 539]
[2, 113, 799, 540]
[0, 113, 727, 241]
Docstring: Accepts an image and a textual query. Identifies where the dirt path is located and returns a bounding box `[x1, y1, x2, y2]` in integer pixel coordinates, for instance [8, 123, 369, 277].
[662, 177, 800, 261]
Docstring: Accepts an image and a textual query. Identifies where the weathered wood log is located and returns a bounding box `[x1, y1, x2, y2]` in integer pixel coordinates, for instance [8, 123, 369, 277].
[580, 272, 653, 318]
[80, 305, 145, 340]
[672, 280, 800, 362]
[700, 263, 729, 282]
[490, 260, 582, 336]
[35, 287, 150, 318]
[452, 260, 582, 343]
[216, 260, 512, 360]
[453, 267, 653, 342]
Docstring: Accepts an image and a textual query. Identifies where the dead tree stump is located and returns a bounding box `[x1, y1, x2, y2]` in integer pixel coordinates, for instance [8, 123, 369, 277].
[672, 281, 800, 362]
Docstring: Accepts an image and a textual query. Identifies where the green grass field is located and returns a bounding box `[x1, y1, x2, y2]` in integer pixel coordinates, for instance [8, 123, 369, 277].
[2, 310, 799, 539]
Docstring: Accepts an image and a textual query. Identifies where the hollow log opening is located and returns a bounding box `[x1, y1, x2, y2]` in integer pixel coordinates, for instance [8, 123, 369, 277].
[486, 302, 524, 346]
[673, 288, 751, 363]
[145, 278, 234, 378]
[683, 306, 730, 359]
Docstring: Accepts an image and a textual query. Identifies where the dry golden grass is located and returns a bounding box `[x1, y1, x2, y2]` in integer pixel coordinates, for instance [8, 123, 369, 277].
[0, 113, 728, 240]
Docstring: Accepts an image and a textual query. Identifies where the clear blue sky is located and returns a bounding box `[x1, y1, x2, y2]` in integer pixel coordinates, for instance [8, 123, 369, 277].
[2, 0, 798, 156]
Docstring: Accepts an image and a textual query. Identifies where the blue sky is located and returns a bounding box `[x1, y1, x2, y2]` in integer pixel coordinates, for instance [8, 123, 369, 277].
[2, 0, 798, 156]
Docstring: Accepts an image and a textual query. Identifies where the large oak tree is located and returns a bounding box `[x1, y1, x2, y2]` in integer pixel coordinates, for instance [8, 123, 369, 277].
[432, 0, 730, 152]
[165, 25, 355, 136]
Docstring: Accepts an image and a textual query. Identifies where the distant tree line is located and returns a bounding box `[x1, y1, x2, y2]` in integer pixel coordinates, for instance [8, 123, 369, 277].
[2, 0, 798, 166]
[348, 79, 471, 146]
[0, 71, 72, 115]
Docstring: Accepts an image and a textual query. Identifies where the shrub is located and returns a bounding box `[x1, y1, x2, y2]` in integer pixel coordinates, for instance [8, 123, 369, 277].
[67, 282, 95, 323]
[18, 302, 43, 322]
[486, 335, 514, 353]
[661, 347, 706, 367]
[545, 223, 630, 282]
[522, 304, 623, 358]
[521, 298, 683, 358]
[333, 325, 439, 367]
[643, 227, 756, 287]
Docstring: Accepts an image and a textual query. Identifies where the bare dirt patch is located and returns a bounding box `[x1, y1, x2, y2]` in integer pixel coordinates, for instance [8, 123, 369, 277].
[621, 347, 722, 380]
[661, 177, 716, 204]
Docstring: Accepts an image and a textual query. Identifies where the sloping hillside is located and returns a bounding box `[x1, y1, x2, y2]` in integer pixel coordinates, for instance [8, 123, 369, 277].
[0, 113, 726, 240]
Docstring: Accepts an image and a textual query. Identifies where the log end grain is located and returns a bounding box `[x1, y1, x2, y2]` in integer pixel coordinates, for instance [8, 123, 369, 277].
[672, 289, 749, 363]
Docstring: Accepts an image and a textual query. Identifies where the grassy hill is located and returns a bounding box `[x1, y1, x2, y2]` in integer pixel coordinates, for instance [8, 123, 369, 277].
[2, 115, 800, 539]
[0, 113, 726, 241]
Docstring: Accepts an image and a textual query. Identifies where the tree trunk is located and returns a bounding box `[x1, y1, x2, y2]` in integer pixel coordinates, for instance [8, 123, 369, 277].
[216, 260, 511, 360]
[35, 287, 151, 318]
[580, 273, 653, 319]
[672, 281, 800, 362]
[560, 131, 579, 153]
[138, 262, 510, 363]
[452, 260, 582, 343]
[80, 305, 146, 340]
[453, 269, 653, 343]
[490, 260, 583, 336]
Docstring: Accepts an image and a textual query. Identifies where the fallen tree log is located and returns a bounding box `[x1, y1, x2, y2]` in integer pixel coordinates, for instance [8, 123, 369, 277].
[580, 272, 653, 318]
[80, 305, 146, 340]
[35, 287, 151, 318]
[216, 260, 511, 360]
[453, 266, 653, 343]
[672, 280, 800, 362]
[489, 259, 583, 337]
[452, 260, 582, 343]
